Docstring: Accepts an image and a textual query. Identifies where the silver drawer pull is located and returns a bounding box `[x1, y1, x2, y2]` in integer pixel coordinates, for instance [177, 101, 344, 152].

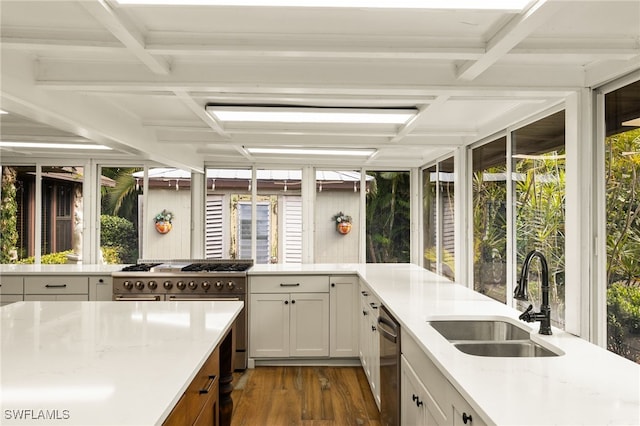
[115, 296, 161, 301]
[45, 284, 67, 288]
[280, 283, 300, 287]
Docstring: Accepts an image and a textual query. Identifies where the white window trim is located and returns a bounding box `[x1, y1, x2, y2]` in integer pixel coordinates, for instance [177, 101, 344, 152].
[593, 70, 640, 347]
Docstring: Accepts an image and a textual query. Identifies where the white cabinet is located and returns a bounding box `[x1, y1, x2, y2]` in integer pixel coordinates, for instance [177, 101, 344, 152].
[359, 281, 381, 409]
[0, 276, 24, 306]
[249, 293, 290, 358]
[249, 275, 329, 358]
[24, 276, 89, 301]
[402, 356, 442, 426]
[4, 274, 112, 302]
[402, 332, 487, 426]
[89, 276, 113, 301]
[290, 292, 330, 357]
[329, 275, 359, 357]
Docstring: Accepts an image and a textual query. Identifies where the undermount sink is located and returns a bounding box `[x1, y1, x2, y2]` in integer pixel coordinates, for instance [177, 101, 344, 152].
[453, 341, 558, 357]
[430, 319, 530, 341]
[429, 318, 562, 358]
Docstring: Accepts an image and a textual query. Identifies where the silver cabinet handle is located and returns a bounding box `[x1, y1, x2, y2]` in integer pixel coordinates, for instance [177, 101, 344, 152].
[115, 296, 161, 301]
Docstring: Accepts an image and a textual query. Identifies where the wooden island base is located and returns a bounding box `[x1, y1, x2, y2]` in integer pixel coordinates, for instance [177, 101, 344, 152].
[164, 329, 235, 426]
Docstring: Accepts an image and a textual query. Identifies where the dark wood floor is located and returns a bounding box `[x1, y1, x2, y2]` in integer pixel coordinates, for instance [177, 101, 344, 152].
[230, 366, 381, 426]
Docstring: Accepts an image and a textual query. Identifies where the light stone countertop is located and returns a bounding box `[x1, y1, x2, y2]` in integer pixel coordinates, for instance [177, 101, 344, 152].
[250, 263, 640, 425]
[0, 264, 126, 275]
[0, 300, 243, 425]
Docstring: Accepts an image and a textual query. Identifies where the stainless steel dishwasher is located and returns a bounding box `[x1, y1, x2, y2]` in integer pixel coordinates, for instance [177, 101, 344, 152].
[378, 305, 400, 426]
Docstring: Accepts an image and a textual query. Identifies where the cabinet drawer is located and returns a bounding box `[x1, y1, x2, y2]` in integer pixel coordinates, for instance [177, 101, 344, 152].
[24, 294, 88, 301]
[250, 275, 329, 293]
[0, 276, 23, 294]
[0, 294, 24, 306]
[164, 346, 220, 426]
[24, 276, 88, 295]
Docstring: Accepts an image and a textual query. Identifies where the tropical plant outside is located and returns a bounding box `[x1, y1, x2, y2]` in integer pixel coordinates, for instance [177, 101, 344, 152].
[472, 167, 508, 302]
[0, 167, 18, 263]
[100, 167, 142, 263]
[366, 171, 410, 263]
[514, 153, 566, 328]
[606, 128, 640, 362]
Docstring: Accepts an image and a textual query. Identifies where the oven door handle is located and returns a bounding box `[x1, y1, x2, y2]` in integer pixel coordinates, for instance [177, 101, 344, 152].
[115, 296, 161, 301]
[167, 296, 242, 302]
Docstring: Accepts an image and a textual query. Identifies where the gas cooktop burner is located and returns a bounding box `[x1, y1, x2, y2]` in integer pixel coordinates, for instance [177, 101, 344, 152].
[181, 262, 251, 272]
[117, 259, 253, 274]
[120, 263, 162, 272]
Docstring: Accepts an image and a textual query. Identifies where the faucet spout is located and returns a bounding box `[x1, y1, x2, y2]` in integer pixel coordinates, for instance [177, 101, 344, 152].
[514, 250, 552, 335]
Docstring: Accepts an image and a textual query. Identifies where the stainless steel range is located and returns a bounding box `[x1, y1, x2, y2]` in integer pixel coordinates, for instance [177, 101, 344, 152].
[112, 258, 252, 370]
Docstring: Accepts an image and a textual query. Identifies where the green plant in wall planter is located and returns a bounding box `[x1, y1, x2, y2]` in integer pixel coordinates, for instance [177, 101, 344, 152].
[333, 212, 352, 235]
[154, 209, 174, 234]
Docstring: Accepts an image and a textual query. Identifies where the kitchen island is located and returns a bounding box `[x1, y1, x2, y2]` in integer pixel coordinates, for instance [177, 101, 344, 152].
[0, 300, 243, 425]
[250, 263, 640, 425]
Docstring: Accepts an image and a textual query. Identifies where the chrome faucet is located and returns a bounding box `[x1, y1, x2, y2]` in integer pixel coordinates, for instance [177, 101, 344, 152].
[513, 250, 552, 335]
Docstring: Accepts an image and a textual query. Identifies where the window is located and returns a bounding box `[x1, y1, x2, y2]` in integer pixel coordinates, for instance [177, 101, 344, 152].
[422, 157, 455, 279]
[512, 111, 566, 329]
[423, 165, 437, 273]
[205, 167, 302, 263]
[472, 138, 508, 302]
[1, 166, 35, 263]
[99, 166, 142, 264]
[366, 170, 411, 263]
[603, 79, 640, 363]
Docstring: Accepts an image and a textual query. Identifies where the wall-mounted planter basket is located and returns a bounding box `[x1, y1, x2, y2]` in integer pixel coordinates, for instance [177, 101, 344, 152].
[155, 221, 172, 234]
[337, 222, 352, 235]
[332, 211, 353, 235]
[154, 209, 174, 234]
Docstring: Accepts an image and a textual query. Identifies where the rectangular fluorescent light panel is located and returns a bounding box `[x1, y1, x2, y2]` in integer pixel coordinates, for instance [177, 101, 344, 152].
[117, 0, 530, 10]
[0, 142, 112, 150]
[246, 147, 375, 157]
[206, 106, 415, 124]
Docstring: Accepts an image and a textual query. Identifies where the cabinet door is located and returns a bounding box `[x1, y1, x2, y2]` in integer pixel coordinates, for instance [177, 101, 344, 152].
[401, 357, 428, 426]
[249, 293, 290, 358]
[450, 387, 486, 426]
[401, 356, 444, 426]
[369, 312, 380, 408]
[329, 275, 359, 357]
[359, 298, 371, 374]
[290, 292, 329, 357]
[89, 276, 113, 301]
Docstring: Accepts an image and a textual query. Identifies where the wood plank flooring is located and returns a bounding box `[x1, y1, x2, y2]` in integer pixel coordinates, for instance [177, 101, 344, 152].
[230, 366, 381, 426]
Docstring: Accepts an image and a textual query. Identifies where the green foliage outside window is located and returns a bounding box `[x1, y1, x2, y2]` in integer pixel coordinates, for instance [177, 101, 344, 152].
[366, 171, 410, 263]
[100, 215, 138, 263]
[606, 129, 640, 362]
[0, 167, 18, 263]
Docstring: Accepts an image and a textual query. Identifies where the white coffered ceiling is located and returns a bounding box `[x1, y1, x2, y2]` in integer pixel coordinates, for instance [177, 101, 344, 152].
[1, 0, 639, 171]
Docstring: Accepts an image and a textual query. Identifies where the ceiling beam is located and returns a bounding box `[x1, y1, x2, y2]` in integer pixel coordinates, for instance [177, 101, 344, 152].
[173, 90, 229, 138]
[456, 0, 566, 81]
[79, 0, 171, 75]
[390, 96, 450, 143]
[1, 51, 203, 172]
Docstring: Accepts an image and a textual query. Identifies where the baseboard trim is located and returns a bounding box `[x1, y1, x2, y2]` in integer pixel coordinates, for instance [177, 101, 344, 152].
[248, 357, 361, 368]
